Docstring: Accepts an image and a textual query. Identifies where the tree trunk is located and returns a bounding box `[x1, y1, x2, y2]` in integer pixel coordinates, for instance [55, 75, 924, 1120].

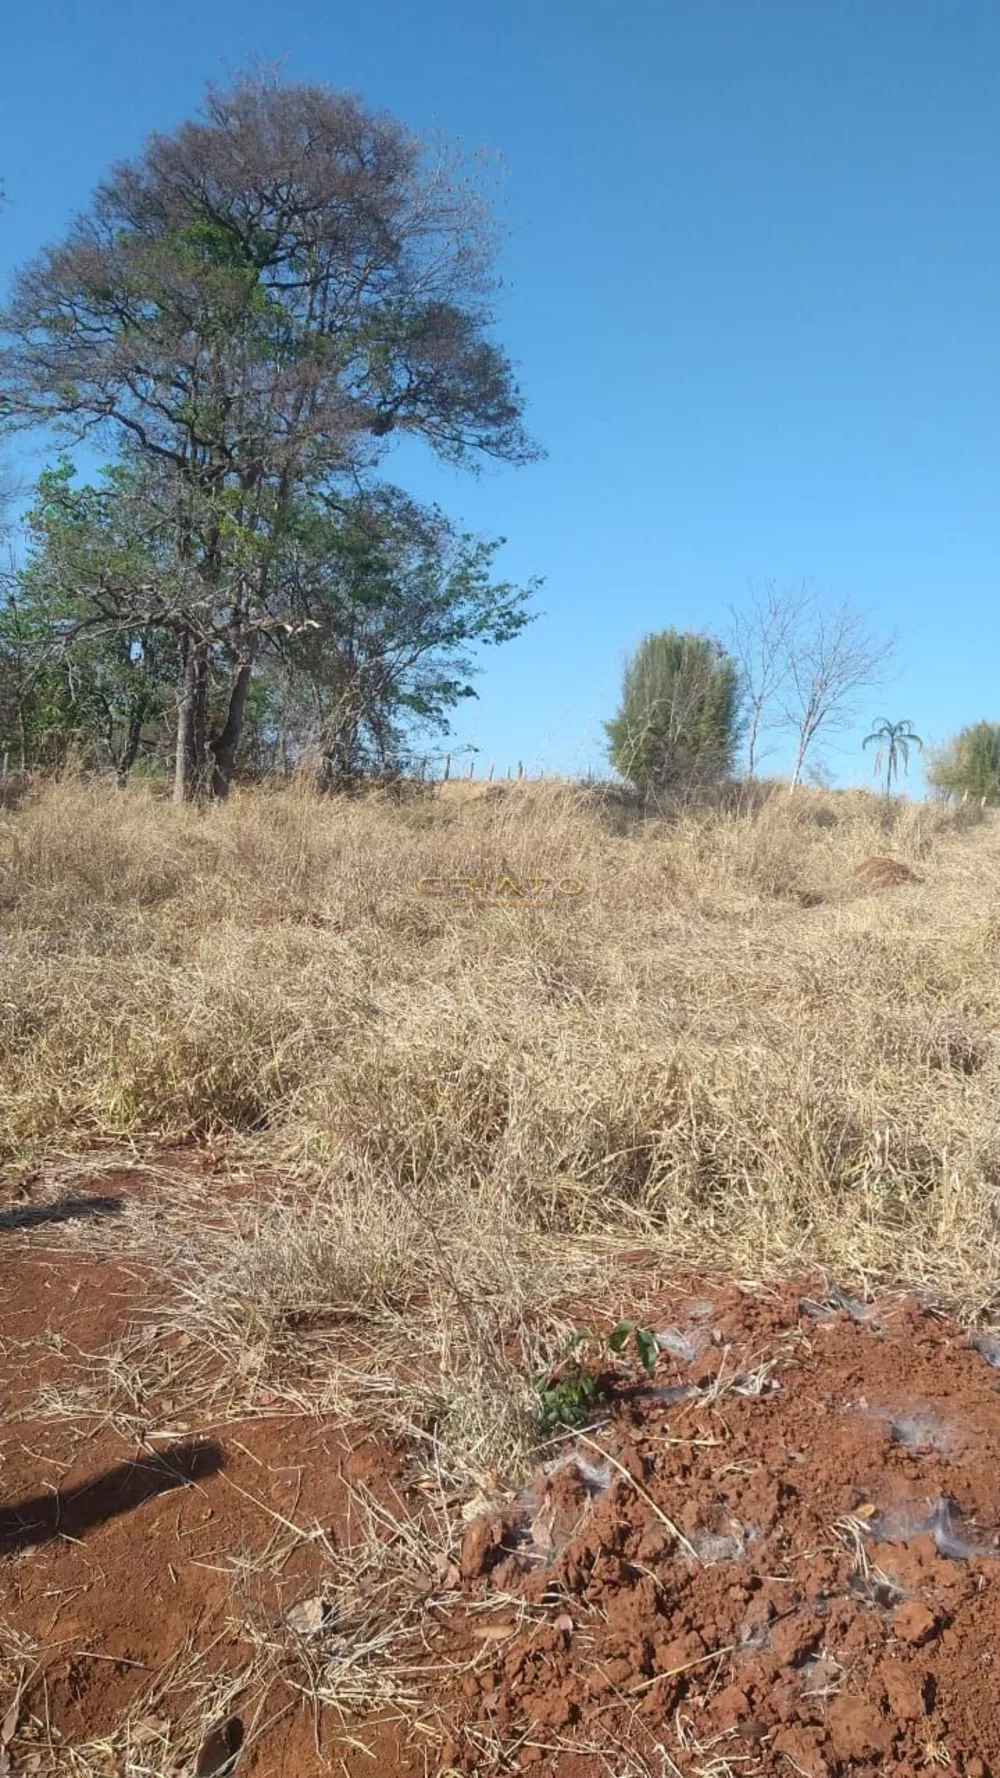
[174, 636, 209, 804]
[745, 712, 759, 779]
[116, 707, 146, 788]
[209, 648, 257, 799]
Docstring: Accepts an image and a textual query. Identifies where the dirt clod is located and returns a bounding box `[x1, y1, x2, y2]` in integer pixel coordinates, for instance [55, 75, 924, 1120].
[460, 1513, 510, 1579]
[825, 1695, 893, 1758]
[881, 1659, 928, 1719]
[894, 1599, 940, 1645]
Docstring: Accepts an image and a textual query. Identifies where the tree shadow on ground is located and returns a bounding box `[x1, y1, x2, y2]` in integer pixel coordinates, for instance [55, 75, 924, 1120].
[0, 1440, 224, 1553]
[0, 1193, 124, 1233]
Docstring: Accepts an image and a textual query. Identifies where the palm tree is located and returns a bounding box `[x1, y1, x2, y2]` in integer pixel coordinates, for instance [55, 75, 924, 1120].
[863, 718, 923, 795]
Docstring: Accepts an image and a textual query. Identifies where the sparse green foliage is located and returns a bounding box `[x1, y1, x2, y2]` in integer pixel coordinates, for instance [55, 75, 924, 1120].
[265, 487, 537, 784]
[608, 1319, 660, 1377]
[862, 717, 923, 796]
[605, 629, 742, 793]
[926, 721, 1000, 806]
[2, 461, 536, 786]
[535, 1333, 603, 1432]
[534, 1321, 659, 1432]
[0, 462, 179, 779]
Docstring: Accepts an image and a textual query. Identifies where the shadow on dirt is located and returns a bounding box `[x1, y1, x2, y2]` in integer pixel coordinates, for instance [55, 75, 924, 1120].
[0, 1439, 224, 1553]
[0, 1193, 124, 1233]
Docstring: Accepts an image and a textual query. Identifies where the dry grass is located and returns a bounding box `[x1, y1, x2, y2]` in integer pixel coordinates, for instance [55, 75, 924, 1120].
[4, 774, 1000, 1484]
[7, 774, 1000, 1767]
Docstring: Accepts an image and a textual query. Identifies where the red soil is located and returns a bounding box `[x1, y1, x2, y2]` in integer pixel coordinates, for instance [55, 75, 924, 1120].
[453, 1287, 1000, 1775]
[853, 855, 924, 887]
[3, 1182, 1000, 1775]
[0, 1189, 421, 1777]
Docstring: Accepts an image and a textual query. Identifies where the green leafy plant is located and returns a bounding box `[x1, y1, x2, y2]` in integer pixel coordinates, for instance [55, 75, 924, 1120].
[534, 1321, 659, 1433]
[535, 1333, 602, 1433]
[608, 1319, 660, 1377]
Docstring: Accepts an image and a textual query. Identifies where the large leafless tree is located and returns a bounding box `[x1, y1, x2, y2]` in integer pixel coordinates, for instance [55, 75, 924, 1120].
[0, 74, 537, 798]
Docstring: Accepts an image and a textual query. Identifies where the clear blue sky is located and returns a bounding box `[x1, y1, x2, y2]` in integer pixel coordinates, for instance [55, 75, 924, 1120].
[2, 0, 997, 785]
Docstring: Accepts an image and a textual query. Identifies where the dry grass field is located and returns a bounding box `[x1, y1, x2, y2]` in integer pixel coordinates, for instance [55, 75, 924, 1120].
[4, 777, 1000, 1775]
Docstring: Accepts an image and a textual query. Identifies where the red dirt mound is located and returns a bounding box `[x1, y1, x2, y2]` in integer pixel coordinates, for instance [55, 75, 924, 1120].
[853, 855, 924, 887]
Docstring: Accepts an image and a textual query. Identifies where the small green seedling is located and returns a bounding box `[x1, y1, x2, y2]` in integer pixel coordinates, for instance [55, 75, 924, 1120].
[534, 1321, 659, 1433]
[607, 1319, 660, 1378]
[534, 1328, 601, 1433]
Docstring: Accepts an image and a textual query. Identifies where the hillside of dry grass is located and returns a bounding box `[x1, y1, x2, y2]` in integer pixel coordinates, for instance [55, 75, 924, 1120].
[2, 778, 998, 1244]
[2, 777, 1000, 1485]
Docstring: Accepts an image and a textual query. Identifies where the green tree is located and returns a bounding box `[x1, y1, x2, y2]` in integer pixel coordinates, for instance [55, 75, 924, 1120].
[0, 588, 49, 772]
[4, 461, 536, 788]
[267, 487, 537, 784]
[862, 717, 923, 795]
[605, 630, 742, 793]
[926, 721, 1000, 805]
[0, 73, 538, 799]
[6, 463, 179, 780]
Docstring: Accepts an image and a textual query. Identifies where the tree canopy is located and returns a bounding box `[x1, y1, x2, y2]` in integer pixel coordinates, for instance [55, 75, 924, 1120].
[0, 73, 539, 797]
[1, 459, 535, 785]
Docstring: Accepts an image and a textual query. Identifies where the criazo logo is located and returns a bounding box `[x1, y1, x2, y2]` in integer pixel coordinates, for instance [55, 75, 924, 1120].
[417, 874, 584, 904]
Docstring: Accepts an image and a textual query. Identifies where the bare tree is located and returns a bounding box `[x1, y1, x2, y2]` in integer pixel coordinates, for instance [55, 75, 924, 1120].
[781, 601, 895, 790]
[726, 579, 813, 776]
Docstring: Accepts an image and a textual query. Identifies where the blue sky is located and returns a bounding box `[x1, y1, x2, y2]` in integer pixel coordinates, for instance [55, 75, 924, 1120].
[2, 0, 997, 786]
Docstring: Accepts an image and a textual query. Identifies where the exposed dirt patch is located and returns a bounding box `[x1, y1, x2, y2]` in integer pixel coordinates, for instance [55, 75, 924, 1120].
[0, 1192, 424, 1776]
[442, 1284, 1000, 1775]
[6, 1200, 1000, 1773]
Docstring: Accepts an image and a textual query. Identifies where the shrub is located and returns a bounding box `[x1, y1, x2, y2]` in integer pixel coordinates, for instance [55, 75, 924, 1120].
[926, 721, 1000, 805]
[605, 630, 742, 793]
